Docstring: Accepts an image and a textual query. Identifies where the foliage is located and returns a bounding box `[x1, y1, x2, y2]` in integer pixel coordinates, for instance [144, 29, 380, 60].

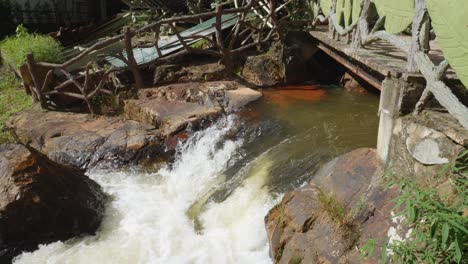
[384, 153, 468, 264]
[360, 238, 377, 258]
[0, 71, 32, 143]
[190, 39, 212, 49]
[0, 25, 63, 69]
[318, 189, 346, 223]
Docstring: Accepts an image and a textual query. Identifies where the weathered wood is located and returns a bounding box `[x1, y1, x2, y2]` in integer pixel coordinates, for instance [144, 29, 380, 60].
[40, 70, 54, 93]
[60, 68, 95, 114]
[25, 53, 45, 107]
[124, 27, 144, 92]
[407, 0, 426, 72]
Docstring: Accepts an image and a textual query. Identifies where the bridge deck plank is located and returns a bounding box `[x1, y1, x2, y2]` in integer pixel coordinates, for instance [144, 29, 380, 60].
[310, 26, 460, 84]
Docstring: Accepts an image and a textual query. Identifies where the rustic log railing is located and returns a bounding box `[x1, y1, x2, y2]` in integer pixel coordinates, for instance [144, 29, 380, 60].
[24, 0, 284, 114]
[311, 0, 468, 130]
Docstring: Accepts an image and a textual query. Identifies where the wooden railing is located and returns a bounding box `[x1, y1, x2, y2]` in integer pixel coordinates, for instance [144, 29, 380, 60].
[23, 0, 284, 114]
[310, 0, 468, 130]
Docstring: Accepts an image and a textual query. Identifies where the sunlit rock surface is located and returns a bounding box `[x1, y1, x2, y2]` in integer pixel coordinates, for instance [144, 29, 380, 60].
[265, 148, 401, 263]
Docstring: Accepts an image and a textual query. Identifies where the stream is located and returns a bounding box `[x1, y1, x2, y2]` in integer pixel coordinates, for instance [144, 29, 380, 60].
[14, 85, 379, 264]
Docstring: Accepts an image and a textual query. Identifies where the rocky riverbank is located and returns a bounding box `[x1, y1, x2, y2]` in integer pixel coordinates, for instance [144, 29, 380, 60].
[7, 81, 261, 170]
[265, 148, 401, 263]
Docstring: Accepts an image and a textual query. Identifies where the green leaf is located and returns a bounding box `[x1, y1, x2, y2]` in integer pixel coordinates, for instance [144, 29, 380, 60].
[319, 0, 333, 16]
[454, 237, 462, 263]
[442, 222, 450, 248]
[336, 0, 345, 26]
[372, 0, 414, 34]
[446, 218, 468, 234]
[407, 201, 417, 223]
[344, 0, 353, 27]
[381, 243, 388, 264]
[427, 0, 468, 89]
[352, 0, 362, 23]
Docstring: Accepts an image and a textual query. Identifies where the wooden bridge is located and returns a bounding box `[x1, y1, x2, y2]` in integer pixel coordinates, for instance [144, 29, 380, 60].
[19, 0, 468, 162]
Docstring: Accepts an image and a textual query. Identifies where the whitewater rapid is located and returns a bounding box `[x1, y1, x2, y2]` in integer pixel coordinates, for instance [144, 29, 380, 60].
[14, 116, 275, 264]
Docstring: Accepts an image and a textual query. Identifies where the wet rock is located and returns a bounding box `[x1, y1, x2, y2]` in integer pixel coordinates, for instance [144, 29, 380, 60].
[0, 144, 106, 263]
[125, 81, 262, 134]
[265, 148, 399, 264]
[224, 88, 262, 112]
[340, 72, 369, 94]
[7, 108, 166, 170]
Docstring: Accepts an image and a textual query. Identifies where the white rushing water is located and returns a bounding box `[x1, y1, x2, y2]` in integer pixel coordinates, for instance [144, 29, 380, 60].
[14, 117, 275, 264]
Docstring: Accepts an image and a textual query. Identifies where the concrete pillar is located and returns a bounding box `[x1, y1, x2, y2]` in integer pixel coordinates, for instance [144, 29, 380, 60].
[377, 77, 425, 163]
[377, 77, 401, 163]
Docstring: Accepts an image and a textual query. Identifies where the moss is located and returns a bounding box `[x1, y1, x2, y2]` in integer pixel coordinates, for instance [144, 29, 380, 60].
[0, 71, 32, 143]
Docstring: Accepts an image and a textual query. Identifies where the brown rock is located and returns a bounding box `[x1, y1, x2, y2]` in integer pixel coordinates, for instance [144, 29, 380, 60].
[7, 108, 166, 169]
[265, 148, 399, 264]
[125, 81, 262, 134]
[340, 72, 369, 94]
[0, 144, 106, 262]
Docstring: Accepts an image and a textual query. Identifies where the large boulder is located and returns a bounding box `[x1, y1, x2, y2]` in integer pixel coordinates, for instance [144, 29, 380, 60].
[265, 148, 402, 264]
[242, 32, 319, 87]
[124, 81, 262, 134]
[7, 108, 167, 170]
[0, 144, 106, 263]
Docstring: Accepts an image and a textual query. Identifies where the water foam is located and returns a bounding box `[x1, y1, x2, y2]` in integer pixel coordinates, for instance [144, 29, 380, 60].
[14, 117, 274, 264]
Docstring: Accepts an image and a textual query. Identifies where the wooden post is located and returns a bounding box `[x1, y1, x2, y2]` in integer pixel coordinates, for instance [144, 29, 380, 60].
[352, 0, 370, 49]
[407, 0, 426, 72]
[25, 53, 47, 108]
[124, 27, 144, 93]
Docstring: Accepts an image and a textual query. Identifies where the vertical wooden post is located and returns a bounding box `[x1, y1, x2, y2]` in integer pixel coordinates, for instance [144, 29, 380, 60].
[407, 0, 426, 72]
[124, 27, 144, 93]
[352, 0, 370, 49]
[215, 5, 231, 65]
[25, 53, 47, 108]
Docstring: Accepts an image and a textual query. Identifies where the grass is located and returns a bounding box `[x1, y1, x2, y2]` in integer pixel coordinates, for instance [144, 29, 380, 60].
[382, 150, 468, 264]
[0, 71, 32, 143]
[0, 25, 63, 69]
[318, 190, 347, 223]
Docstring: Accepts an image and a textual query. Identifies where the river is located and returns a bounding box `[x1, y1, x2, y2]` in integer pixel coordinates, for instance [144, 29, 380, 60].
[14, 85, 379, 264]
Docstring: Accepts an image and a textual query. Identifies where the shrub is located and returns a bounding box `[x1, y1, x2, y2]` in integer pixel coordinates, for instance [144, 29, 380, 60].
[383, 154, 468, 264]
[0, 25, 63, 69]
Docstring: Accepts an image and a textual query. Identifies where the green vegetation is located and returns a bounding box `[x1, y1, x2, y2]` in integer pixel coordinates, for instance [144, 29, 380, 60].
[190, 39, 211, 49]
[0, 71, 32, 143]
[383, 150, 468, 264]
[0, 25, 63, 69]
[360, 238, 377, 258]
[318, 189, 346, 223]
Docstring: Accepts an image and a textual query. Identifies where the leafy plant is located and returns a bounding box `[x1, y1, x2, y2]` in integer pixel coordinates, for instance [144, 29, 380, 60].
[360, 238, 377, 258]
[0, 24, 63, 69]
[384, 156, 468, 264]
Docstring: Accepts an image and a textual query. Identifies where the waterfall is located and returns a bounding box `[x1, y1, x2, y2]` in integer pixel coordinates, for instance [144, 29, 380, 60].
[14, 116, 274, 264]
